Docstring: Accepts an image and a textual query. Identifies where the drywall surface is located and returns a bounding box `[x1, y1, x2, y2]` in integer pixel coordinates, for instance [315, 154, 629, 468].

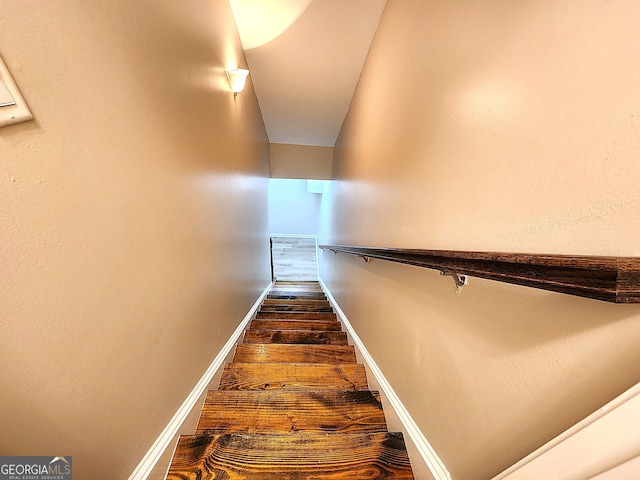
[0, 1, 270, 478]
[268, 179, 321, 235]
[269, 143, 333, 179]
[236, 0, 386, 147]
[319, 1, 640, 479]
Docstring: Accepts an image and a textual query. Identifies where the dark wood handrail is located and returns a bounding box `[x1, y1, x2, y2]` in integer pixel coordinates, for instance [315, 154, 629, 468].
[318, 244, 640, 303]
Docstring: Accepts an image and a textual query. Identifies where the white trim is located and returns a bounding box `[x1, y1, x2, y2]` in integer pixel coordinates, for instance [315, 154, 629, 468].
[314, 236, 320, 281]
[127, 282, 273, 480]
[492, 381, 640, 480]
[319, 278, 452, 480]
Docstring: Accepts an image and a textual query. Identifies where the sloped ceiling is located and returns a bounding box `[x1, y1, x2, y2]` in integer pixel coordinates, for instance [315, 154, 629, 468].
[231, 0, 386, 147]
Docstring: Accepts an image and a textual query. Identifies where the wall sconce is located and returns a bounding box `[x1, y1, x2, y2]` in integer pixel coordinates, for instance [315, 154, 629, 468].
[226, 68, 249, 97]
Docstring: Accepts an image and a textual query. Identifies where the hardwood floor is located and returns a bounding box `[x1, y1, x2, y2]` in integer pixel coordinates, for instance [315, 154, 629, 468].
[271, 236, 318, 281]
[165, 280, 414, 479]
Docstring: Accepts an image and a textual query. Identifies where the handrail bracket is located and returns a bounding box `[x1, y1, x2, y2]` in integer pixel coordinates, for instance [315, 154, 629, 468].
[440, 270, 468, 294]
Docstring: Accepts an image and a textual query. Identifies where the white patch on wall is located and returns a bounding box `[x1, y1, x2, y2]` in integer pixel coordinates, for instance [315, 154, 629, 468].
[0, 55, 33, 127]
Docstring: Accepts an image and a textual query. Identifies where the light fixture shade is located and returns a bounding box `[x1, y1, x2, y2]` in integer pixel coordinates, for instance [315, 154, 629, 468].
[226, 68, 249, 94]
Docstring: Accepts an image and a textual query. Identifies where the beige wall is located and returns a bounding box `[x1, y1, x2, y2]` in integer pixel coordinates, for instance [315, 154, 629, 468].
[270, 142, 333, 179]
[319, 1, 640, 479]
[0, 1, 270, 478]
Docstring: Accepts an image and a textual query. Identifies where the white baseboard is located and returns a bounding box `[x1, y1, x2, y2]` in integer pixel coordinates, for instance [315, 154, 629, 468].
[319, 278, 452, 480]
[127, 282, 273, 480]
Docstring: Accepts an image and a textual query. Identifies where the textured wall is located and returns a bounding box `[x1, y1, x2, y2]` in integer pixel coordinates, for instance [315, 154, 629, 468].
[0, 1, 270, 478]
[319, 1, 640, 478]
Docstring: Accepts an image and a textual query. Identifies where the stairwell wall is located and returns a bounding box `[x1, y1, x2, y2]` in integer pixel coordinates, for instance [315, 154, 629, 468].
[318, 1, 640, 479]
[0, 1, 270, 478]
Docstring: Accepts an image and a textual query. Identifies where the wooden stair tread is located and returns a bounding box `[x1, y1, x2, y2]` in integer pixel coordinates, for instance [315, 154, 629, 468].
[259, 305, 334, 313]
[243, 329, 348, 345]
[263, 298, 331, 306]
[272, 280, 322, 291]
[196, 390, 386, 434]
[267, 293, 327, 300]
[250, 319, 342, 331]
[218, 363, 368, 391]
[270, 289, 323, 292]
[268, 292, 326, 298]
[271, 286, 323, 293]
[166, 432, 414, 479]
[269, 290, 325, 296]
[256, 311, 338, 320]
[234, 344, 356, 364]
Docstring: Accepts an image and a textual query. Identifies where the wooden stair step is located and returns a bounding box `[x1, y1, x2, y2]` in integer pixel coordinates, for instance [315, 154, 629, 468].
[256, 311, 337, 320]
[166, 432, 414, 479]
[268, 291, 326, 297]
[250, 319, 342, 331]
[263, 298, 331, 306]
[243, 329, 348, 345]
[270, 289, 324, 295]
[259, 305, 334, 313]
[273, 281, 321, 286]
[196, 390, 386, 434]
[265, 293, 327, 298]
[273, 280, 321, 284]
[261, 304, 332, 310]
[272, 284, 323, 292]
[218, 363, 368, 391]
[234, 344, 356, 364]
[267, 293, 327, 300]
[269, 286, 325, 295]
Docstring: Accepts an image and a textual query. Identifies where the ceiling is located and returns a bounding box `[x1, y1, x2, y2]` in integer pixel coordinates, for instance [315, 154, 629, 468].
[230, 0, 387, 147]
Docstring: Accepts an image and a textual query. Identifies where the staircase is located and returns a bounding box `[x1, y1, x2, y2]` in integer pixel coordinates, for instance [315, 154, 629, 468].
[165, 280, 415, 479]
